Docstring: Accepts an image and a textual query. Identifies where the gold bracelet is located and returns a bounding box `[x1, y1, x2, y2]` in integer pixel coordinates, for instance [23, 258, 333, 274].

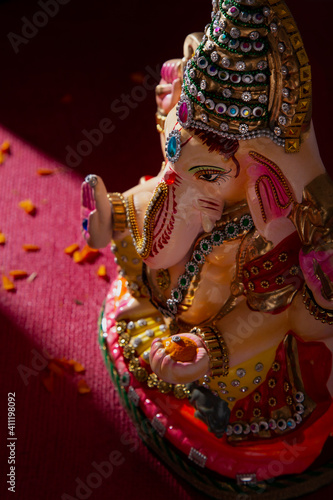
[191, 325, 229, 378]
[107, 193, 127, 232]
[155, 111, 166, 134]
[302, 284, 333, 325]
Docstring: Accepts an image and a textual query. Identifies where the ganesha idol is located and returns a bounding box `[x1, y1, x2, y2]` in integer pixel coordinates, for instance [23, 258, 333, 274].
[81, 0, 333, 497]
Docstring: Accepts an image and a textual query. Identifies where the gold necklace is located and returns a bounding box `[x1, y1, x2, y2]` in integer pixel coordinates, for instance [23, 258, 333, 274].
[125, 181, 168, 259]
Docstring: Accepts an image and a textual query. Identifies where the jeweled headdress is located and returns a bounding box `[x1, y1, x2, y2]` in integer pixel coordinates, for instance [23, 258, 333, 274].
[177, 0, 312, 153]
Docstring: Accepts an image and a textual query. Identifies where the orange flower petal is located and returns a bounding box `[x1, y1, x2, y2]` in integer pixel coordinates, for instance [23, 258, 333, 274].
[37, 168, 55, 176]
[42, 373, 54, 392]
[77, 379, 91, 394]
[22, 244, 40, 252]
[73, 361, 85, 373]
[64, 243, 80, 255]
[2, 275, 15, 291]
[48, 361, 65, 377]
[1, 141, 10, 154]
[0, 232, 6, 245]
[9, 270, 28, 279]
[80, 244, 100, 262]
[97, 265, 107, 277]
[73, 250, 84, 263]
[19, 199, 36, 215]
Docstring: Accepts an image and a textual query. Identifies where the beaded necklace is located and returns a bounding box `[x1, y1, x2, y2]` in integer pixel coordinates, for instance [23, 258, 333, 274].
[151, 210, 254, 319]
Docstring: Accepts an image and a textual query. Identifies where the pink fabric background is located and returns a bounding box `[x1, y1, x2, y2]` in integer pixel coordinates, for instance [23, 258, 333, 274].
[1, 1, 333, 499]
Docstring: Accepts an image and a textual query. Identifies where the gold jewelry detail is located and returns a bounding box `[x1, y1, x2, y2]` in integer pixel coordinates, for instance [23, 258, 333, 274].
[235, 409, 244, 419]
[302, 284, 333, 325]
[155, 111, 167, 134]
[286, 396, 293, 406]
[126, 181, 168, 259]
[290, 174, 333, 247]
[155, 84, 172, 96]
[156, 269, 171, 291]
[191, 325, 229, 378]
[116, 320, 190, 400]
[107, 192, 127, 232]
[253, 408, 261, 418]
[278, 253, 288, 263]
[253, 392, 261, 403]
[246, 285, 298, 314]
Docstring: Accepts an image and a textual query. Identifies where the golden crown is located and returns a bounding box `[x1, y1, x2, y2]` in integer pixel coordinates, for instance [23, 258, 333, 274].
[177, 0, 312, 153]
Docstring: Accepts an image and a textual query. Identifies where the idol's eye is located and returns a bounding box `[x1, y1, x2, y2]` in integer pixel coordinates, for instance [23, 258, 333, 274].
[197, 172, 221, 182]
[190, 166, 232, 183]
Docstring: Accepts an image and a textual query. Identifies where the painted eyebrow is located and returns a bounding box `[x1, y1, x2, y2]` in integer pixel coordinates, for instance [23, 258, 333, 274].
[188, 165, 229, 172]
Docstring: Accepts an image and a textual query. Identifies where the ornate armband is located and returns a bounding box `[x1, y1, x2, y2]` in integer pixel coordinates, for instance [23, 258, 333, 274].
[302, 284, 333, 325]
[191, 326, 229, 378]
[107, 192, 127, 232]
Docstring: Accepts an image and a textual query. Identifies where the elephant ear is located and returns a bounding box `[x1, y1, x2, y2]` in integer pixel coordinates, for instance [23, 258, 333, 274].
[246, 151, 296, 243]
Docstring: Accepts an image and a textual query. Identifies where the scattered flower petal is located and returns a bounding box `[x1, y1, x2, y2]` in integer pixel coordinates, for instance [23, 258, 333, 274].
[23, 244, 40, 252]
[97, 265, 107, 277]
[19, 199, 36, 215]
[42, 373, 54, 392]
[48, 361, 65, 377]
[1, 141, 10, 154]
[80, 245, 100, 262]
[73, 250, 84, 263]
[64, 243, 80, 255]
[27, 272, 38, 282]
[0, 232, 5, 245]
[37, 168, 55, 176]
[9, 270, 28, 279]
[73, 245, 99, 264]
[77, 379, 91, 394]
[2, 275, 15, 291]
[72, 361, 85, 373]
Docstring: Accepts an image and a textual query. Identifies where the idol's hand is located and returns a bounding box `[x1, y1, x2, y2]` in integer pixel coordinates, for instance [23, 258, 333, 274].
[149, 334, 210, 384]
[81, 175, 112, 248]
[155, 59, 182, 116]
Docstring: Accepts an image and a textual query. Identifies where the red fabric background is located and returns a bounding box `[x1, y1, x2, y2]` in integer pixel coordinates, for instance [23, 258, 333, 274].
[0, 1, 333, 499]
